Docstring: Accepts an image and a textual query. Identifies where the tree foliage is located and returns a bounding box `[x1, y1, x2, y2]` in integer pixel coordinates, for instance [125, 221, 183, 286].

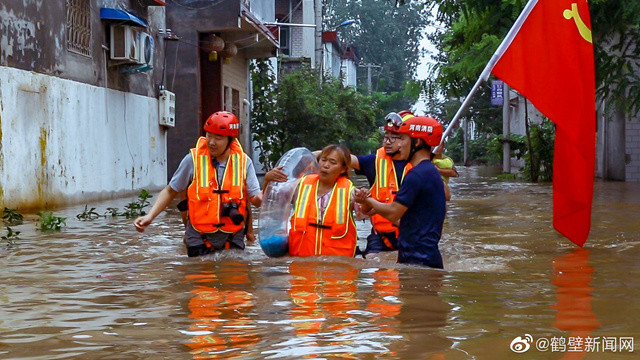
[590, 0, 640, 115]
[416, 0, 640, 175]
[427, 0, 640, 115]
[325, 0, 431, 93]
[251, 60, 379, 169]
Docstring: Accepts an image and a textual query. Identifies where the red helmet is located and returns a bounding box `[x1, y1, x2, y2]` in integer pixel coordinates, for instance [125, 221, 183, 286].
[204, 111, 240, 137]
[398, 116, 443, 146]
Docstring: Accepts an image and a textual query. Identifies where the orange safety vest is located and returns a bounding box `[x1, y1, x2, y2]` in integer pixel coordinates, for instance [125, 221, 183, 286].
[187, 137, 248, 234]
[289, 174, 357, 257]
[370, 147, 412, 236]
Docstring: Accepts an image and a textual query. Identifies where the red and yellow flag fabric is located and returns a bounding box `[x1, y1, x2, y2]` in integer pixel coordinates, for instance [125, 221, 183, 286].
[491, 0, 596, 246]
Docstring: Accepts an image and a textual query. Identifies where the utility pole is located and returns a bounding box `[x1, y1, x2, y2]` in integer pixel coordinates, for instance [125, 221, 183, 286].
[367, 64, 372, 94]
[314, 0, 322, 74]
[463, 118, 469, 166]
[359, 63, 380, 94]
[502, 83, 511, 173]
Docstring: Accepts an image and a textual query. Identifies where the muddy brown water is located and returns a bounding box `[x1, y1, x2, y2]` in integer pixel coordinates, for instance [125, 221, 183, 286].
[1, 167, 639, 359]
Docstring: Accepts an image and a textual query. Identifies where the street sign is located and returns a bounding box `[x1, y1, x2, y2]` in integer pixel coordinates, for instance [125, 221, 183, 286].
[491, 80, 504, 106]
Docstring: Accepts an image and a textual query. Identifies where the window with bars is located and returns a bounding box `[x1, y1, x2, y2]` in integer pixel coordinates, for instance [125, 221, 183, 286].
[66, 0, 92, 57]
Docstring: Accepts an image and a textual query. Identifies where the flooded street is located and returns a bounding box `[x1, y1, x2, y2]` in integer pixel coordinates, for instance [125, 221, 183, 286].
[1, 167, 639, 359]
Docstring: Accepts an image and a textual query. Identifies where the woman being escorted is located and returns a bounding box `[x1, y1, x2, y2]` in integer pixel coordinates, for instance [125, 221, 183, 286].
[287, 144, 357, 257]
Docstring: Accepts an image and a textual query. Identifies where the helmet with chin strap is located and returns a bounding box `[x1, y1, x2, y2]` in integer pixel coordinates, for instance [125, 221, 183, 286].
[398, 116, 443, 147]
[204, 111, 240, 137]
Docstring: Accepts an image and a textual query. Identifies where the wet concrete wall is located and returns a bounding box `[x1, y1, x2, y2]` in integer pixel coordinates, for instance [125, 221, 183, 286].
[0, 66, 167, 209]
[0, 1, 170, 209]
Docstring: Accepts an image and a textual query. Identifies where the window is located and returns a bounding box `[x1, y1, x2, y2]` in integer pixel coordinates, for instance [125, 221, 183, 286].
[66, 0, 92, 57]
[224, 86, 231, 112]
[232, 89, 240, 120]
[276, 17, 290, 56]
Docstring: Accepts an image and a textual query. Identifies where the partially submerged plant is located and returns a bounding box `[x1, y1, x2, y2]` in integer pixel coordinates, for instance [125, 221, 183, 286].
[37, 211, 66, 231]
[121, 190, 153, 218]
[1, 227, 20, 245]
[76, 205, 102, 220]
[104, 207, 121, 217]
[2, 208, 24, 225]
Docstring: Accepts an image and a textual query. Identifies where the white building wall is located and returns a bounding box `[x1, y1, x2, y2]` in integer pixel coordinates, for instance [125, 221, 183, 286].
[341, 59, 357, 88]
[301, 0, 316, 65]
[0, 66, 167, 209]
[626, 116, 640, 181]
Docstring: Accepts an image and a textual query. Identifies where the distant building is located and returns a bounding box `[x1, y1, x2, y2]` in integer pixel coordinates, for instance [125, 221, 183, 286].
[274, 0, 357, 86]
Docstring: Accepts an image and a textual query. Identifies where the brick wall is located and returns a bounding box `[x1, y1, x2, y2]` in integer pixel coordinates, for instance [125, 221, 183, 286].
[289, 7, 304, 58]
[626, 119, 640, 181]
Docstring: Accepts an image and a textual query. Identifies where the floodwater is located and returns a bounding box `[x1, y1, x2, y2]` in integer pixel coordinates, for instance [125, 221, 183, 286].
[1, 167, 639, 359]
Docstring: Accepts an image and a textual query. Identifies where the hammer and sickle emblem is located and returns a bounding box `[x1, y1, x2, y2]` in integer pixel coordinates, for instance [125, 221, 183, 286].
[563, 3, 592, 43]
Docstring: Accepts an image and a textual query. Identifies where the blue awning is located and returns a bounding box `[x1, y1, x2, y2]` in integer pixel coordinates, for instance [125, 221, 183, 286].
[100, 8, 147, 28]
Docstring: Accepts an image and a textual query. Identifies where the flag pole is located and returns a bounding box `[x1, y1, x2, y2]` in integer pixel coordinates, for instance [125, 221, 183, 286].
[434, 0, 540, 153]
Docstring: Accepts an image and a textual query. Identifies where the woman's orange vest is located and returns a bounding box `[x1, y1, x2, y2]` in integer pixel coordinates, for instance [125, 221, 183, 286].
[289, 174, 357, 257]
[187, 137, 248, 234]
[370, 147, 412, 235]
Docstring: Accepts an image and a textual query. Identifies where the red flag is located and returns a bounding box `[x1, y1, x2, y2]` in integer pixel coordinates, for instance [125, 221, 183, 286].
[491, 0, 596, 246]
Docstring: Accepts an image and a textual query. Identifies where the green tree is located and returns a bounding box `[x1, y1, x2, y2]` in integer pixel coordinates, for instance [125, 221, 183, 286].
[590, 0, 640, 116]
[428, 0, 640, 116]
[251, 61, 379, 169]
[325, 0, 431, 94]
[250, 59, 284, 168]
[420, 0, 640, 173]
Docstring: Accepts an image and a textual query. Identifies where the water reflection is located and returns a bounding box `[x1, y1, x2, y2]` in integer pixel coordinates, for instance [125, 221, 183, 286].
[1, 169, 639, 359]
[551, 248, 600, 359]
[183, 262, 260, 359]
[365, 268, 401, 333]
[288, 261, 359, 337]
[395, 270, 452, 359]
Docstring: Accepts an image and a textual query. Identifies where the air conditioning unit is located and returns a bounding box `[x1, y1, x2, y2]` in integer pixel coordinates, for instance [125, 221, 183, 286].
[110, 25, 139, 62]
[158, 90, 175, 127]
[138, 32, 154, 66]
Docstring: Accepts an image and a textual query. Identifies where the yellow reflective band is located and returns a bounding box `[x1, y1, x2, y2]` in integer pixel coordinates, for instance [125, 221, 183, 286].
[336, 188, 345, 224]
[380, 159, 387, 188]
[232, 154, 240, 186]
[200, 155, 208, 187]
[297, 184, 312, 219]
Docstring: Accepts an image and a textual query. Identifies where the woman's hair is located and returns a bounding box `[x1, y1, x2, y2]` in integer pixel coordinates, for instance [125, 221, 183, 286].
[319, 144, 351, 178]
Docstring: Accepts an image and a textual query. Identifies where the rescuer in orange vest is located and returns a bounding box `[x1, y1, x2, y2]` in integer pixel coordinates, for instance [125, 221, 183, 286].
[352, 112, 414, 255]
[134, 111, 263, 257]
[288, 144, 357, 257]
[355, 116, 447, 268]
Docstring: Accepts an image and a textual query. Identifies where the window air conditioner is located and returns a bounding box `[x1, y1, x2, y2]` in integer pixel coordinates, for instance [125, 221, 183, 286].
[110, 25, 139, 62]
[138, 32, 154, 66]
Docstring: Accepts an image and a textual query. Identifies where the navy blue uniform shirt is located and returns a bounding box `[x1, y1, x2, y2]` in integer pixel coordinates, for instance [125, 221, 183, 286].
[394, 160, 446, 268]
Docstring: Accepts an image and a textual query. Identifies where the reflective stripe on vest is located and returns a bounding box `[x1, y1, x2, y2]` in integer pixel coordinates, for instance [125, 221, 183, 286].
[289, 174, 356, 257]
[370, 147, 412, 235]
[187, 137, 248, 234]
